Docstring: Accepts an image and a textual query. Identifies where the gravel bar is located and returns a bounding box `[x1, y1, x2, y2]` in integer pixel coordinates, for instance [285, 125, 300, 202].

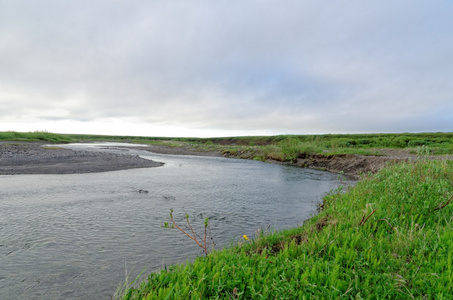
[0, 142, 164, 175]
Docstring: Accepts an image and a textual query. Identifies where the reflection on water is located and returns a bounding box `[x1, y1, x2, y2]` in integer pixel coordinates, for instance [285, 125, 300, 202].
[0, 145, 353, 299]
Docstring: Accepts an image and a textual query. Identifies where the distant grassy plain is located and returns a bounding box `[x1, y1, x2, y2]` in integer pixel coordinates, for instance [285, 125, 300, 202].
[2, 131, 453, 298]
[2, 131, 453, 162]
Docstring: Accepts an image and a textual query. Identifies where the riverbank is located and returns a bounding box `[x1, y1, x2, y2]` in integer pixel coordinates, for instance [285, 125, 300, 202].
[139, 144, 453, 178]
[2, 141, 451, 178]
[0, 142, 163, 175]
[121, 158, 453, 299]
[2, 131, 453, 177]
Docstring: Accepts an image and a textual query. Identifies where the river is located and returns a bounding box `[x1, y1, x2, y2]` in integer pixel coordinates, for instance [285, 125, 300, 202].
[0, 143, 352, 299]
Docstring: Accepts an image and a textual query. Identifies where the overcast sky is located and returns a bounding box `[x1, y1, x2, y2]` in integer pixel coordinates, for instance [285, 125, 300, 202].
[1, 1, 452, 137]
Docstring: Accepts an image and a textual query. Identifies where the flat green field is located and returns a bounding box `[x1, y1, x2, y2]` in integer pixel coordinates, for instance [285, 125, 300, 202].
[2, 131, 453, 161]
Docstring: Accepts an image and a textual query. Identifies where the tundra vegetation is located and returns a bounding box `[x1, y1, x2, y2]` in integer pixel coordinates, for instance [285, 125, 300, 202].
[2, 131, 453, 160]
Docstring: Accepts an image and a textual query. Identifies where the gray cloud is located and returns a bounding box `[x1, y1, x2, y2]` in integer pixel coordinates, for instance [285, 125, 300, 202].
[1, 0, 452, 136]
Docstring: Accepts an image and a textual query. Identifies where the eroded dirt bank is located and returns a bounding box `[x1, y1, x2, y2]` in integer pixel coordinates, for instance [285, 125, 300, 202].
[281, 154, 400, 178]
[224, 149, 453, 178]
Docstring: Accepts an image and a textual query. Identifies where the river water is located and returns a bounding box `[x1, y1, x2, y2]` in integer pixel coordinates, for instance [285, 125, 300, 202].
[0, 144, 352, 299]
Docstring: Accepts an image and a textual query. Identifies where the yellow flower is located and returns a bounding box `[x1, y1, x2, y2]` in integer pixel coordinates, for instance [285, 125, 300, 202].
[243, 235, 249, 241]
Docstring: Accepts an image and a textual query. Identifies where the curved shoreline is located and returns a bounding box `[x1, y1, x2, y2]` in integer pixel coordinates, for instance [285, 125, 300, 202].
[137, 144, 407, 177]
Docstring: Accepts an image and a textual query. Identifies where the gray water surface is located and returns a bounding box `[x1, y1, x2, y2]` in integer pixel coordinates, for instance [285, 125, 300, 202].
[0, 144, 352, 299]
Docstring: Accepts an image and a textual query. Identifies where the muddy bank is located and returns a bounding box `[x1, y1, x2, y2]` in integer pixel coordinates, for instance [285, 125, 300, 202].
[221, 149, 404, 178]
[223, 152, 399, 178]
[223, 149, 453, 178]
[266, 151, 453, 178]
[0, 142, 163, 175]
[281, 154, 400, 178]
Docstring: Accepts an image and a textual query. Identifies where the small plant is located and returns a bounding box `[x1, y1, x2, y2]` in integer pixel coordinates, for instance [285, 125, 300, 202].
[164, 209, 212, 256]
[416, 145, 431, 158]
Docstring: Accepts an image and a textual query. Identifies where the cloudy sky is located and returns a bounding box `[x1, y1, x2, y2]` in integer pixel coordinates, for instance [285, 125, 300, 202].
[1, 1, 452, 137]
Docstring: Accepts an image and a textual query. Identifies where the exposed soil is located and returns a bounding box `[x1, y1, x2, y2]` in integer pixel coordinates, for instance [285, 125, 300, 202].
[290, 154, 398, 178]
[275, 149, 453, 178]
[0, 142, 163, 175]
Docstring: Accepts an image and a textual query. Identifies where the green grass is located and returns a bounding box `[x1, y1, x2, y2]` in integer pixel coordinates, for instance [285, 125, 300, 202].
[120, 158, 453, 299]
[2, 131, 453, 158]
[0, 131, 75, 143]
[218, 134, 452, 162]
